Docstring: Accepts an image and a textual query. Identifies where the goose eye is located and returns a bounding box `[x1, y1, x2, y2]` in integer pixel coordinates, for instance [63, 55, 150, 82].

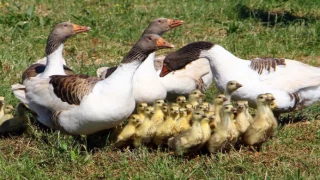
[148, 37, 152, 41]
[158, 20, 162, 23]
[64, 24, 68, 27]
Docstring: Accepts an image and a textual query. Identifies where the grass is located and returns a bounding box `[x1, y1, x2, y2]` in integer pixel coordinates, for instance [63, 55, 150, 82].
[1, 0, 320, 179]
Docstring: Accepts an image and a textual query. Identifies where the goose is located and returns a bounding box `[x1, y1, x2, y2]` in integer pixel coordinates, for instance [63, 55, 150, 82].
[0, 103, 30, 133]
[188, 90, 204, 108]
[234, 101, 252, 135]
[207, 104, 235, 153]
[159, 42, 320, 113]
[101, 56, 213, 101]
[176, 96, 187, 108]
[136, 102, 148, 122]
[210, 94, 227, 129]
[151, 99, 166, 127]
[243, 94, 275, 151]
[224, 80, 242, 104]
[155, 54, 212, 99]
[199, 115, 211, 148]
[175, 107, 190, 133]
[1, 105, 15, 124]
[168, 110, 205, 156]
[153, 105, 180, 146]
[0, 97, 5, 121]
[11, 22, 91, 105]
[24, 34, 174, 135]
[133, 106, 154, 147]
[98, 18, 183, 104]
[114, 114, 143, 148]
[265, 93, 278, 138]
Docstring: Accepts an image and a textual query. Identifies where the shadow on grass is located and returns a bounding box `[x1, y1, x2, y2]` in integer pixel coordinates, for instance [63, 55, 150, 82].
[236, 4, 320, 26]
[278, 112, 309, 127]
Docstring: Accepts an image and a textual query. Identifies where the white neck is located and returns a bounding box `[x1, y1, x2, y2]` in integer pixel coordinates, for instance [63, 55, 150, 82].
[40, 44, 66, 78]
[135, 52, 156, 74]
[94, 61, 141, 95]
[200, 45, 248, 91]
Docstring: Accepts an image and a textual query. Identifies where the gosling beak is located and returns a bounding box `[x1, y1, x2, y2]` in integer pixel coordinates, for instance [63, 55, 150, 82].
[236, 83, 243, 88]
[160, 64, 172, 77]
[72, 24, 91, 34]
[223, 97, 228, 102]
[167, 19, 184, 29]
[156, 37, 174, 49]
[202, 114, 207, 118]
[199, 93, 205, 97]
[231, 108, 237, 113]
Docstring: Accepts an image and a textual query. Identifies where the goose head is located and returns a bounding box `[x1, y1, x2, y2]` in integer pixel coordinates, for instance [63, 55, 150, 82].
[176, 96, 187, 106]
[235, 101, 246, 113]
[45, 22, 91, 56]
[153, 99, 166, 109]
[265, 93, 277, 109]
[214, 94, 228, 105]
[256, 94, 269, 105]
[129, 114, 143, 125]
[4, 105, 15, 114]
[137, 102, 148, 114]
[169, 105, 180, 117]
[143, 18, 184, 36]
[221, 104, 237, 115]
[192, 110, 206, 122]
[144, 106, 155, 117]
[226, 80, 242, 93]
[122, 34, 174, 64]
[188, 90, 205, 101]
[159, 41, 214, 77]
[199, 102, 210, 112]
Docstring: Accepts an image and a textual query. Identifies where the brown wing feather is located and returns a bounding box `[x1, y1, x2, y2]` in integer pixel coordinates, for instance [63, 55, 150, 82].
[249, 58, 286, 75]
[22, 63, 74, 82]
[49, 75, 101, 105]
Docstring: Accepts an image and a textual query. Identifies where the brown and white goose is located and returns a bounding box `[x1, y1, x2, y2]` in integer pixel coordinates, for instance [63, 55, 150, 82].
[160, 42, 320, 113]
[25, 34, 174, 135]
[11, 22, 90, 104]
[97, 18, 183, 104]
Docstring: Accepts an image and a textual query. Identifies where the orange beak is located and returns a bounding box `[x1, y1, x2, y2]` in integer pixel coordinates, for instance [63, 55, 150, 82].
[156, 37, 174, 49]
[167, 19, 184, 29]
[72, 24, 91, 34]
[160, 64, 172, 77]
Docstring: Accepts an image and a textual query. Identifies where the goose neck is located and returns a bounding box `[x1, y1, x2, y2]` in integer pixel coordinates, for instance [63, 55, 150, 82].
[41, 44, 65, 77]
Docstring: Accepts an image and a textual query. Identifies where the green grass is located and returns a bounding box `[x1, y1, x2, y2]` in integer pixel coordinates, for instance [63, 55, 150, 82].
[1, 0, 320, 179]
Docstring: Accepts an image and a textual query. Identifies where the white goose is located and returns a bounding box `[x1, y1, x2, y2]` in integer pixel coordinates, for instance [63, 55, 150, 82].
[156, 57, 213, 99]
[11, 22, 90, 104]
[97, 18, 183, 104]
[159, 42, 320, 113]
[25, 34, 174, 135]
